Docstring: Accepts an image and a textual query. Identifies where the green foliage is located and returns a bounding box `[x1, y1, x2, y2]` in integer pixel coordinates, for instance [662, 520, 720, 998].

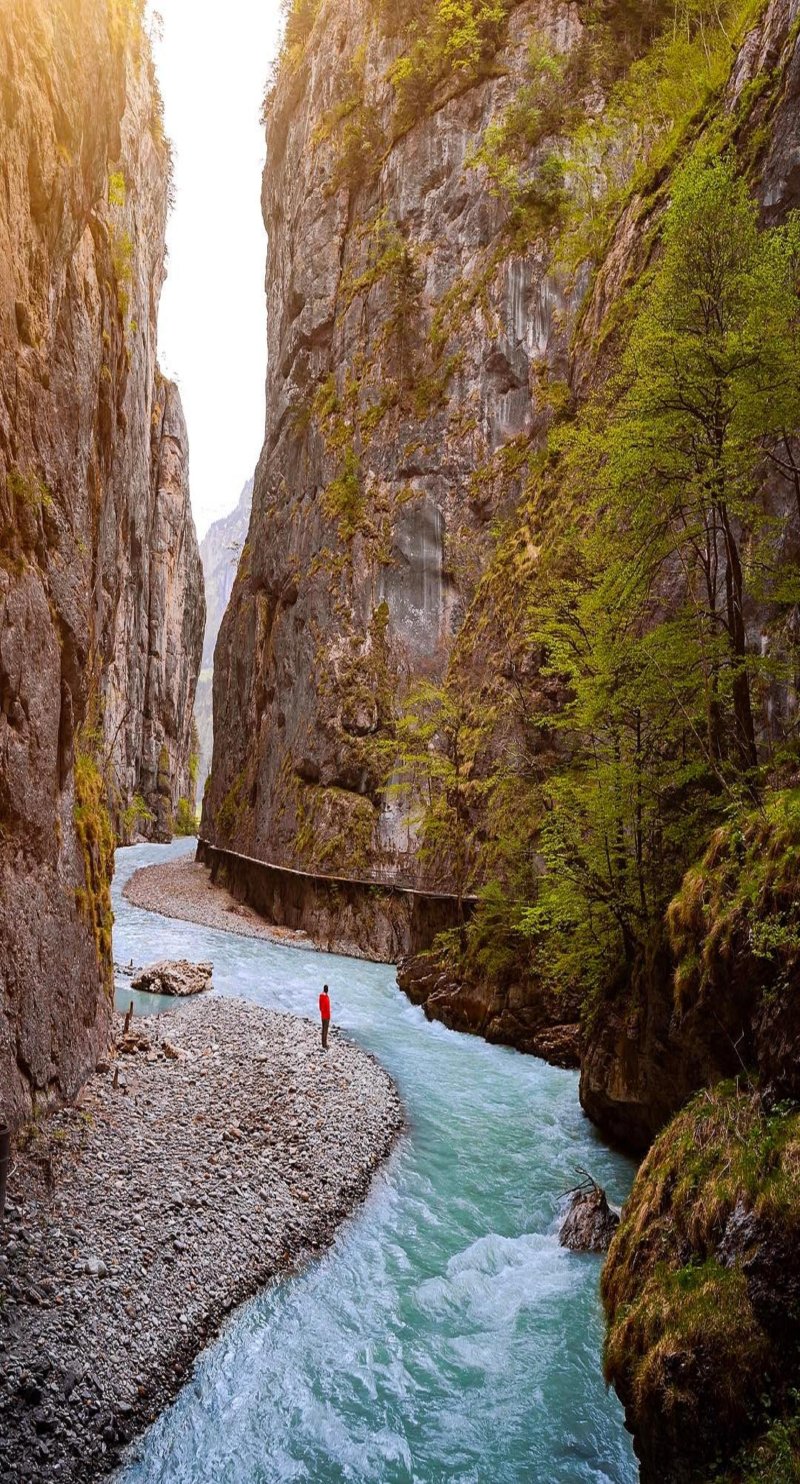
[293, 782, 377, 873]
[277, 0, 322, 73]
[553, 0, 766, 268]
[119, 793, 155, 843]
[73, 750, 115, 992]
[108, 0, 146, 54]
[668, 789, 800, 1012]
[514, 155, 800, 998]
[387, 0, 510, 131]
[604, 1082, 800, 1478]
[174, 797, 200, 836]
[6, 468, 53, 516]
[216, 771, 248, 840]
[716, 1410, 800, 1483]
[111, 228, 134, 319]
[108, 170, 126, 208]
[314, 43, 385, 194]
[467, 33, 574, 236]
[384, 681, 490, 902]
[322, 444, 366, 541]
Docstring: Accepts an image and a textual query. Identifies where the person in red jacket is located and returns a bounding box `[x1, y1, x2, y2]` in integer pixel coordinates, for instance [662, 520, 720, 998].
[319, 985, 331, 1050]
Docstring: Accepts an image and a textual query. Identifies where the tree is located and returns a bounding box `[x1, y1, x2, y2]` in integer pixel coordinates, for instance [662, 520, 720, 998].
[388, 682, 486, 918]
[522, 153, 800, 992]
[601, 154, 800, 782]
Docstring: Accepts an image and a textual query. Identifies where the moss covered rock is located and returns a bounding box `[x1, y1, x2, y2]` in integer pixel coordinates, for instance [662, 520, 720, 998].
[603, 1083, 800, 1482]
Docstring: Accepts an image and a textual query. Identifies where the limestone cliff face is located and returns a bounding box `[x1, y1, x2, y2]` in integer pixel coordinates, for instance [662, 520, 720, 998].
[0, 0, 204, 1127]
[195, 478, 254, 794]
[205, 0, 590, 878]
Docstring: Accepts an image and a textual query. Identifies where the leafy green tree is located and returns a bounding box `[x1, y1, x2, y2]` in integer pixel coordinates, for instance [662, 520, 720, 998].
[601, 154, 800, 779]
[522, 154, 800, 992]
[388, 682, 487, 918]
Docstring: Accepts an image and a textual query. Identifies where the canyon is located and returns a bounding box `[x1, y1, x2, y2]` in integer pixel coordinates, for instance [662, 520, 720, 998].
[204, 0, 800, 1113]
[2, 0, 800, 1480]
[200, 1, 800, 1478]
[194, 477, 253, 795]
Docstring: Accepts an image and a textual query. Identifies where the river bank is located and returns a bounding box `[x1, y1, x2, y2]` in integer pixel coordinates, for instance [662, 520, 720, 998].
[0, 996, 403, 1483]
[123, 856, 313, 948]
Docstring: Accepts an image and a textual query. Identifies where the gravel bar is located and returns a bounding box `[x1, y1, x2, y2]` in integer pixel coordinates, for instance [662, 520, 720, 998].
[123, 857, 312, 946]
[0, 996, 404, 1482]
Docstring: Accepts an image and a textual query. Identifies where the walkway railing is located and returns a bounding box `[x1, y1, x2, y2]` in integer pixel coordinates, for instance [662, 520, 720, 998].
[197, 838, 481, 905]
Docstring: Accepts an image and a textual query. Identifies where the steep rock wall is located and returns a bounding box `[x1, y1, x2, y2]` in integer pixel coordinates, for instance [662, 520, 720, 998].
[0, 0, 204, 1127]
[205, 0, 593, 882]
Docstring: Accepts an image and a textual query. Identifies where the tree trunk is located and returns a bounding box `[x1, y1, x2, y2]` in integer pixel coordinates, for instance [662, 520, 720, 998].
[718, 501, 758, 776]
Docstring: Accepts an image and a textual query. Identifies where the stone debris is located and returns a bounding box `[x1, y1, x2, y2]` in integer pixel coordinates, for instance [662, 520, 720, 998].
[0, 997, 403, 1483]
[130, 960, 213, 998]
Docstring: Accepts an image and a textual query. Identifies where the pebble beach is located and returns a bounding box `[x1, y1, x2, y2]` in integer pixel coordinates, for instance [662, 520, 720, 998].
[123, 857, 311, 947]
[0, 996, 403, 1482]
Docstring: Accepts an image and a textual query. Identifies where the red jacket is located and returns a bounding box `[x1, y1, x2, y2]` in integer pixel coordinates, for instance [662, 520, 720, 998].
[319, 993, 331, 1021]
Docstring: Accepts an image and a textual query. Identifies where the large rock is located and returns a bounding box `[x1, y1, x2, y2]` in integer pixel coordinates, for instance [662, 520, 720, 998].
[0, 1, 204, 1128]
[603, 1084, 800, 1484]
[559, 1184, 620, 1255]
[131, 962, 213, 998]
[397, 951, 581, 1068]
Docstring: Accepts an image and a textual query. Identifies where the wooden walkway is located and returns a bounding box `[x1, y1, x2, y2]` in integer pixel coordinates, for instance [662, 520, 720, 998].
[196, 839, 480, 905]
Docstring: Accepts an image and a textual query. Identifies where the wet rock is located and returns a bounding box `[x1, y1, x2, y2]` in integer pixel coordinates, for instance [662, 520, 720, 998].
[397, 952, 581, 1070]
[131, 961, 213, 998]
[559, 1185, 620, 1254]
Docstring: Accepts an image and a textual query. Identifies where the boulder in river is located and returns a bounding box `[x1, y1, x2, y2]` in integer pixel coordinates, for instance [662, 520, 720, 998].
[131, 961, 213, 998]
[559, 1181, 620, 1254]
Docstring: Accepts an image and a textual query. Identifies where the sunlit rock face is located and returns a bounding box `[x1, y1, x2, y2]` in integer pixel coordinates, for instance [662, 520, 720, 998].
[0, 0, 204, 1127]
[205, 0, 591, 878]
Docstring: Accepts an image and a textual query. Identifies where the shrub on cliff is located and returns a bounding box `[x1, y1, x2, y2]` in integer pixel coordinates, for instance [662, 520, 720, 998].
[174, 798, 200, 837]
[73, 752, 115, 992]
[667, 789, 800, 1102]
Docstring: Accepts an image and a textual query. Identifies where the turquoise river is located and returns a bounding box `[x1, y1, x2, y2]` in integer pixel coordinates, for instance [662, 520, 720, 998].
[113, 840, 638, 1484]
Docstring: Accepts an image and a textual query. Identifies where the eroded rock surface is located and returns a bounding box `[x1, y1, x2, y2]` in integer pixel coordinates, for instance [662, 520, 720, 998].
[397, 951, 581, 1067]
[194, 477, 254, 794]
[559, 1184, 620, 1255]
[130, 960, 213, 997]
[204, 0, 596, 884]
[0, 1, 204, 1128]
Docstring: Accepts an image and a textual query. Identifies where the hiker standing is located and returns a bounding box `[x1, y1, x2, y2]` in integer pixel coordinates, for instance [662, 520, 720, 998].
[319, 985, 331, 1050]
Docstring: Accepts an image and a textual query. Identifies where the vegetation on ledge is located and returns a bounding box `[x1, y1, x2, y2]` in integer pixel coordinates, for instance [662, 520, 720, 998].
[73, 750, 115, 994]
[604, 1082, 800, 1482]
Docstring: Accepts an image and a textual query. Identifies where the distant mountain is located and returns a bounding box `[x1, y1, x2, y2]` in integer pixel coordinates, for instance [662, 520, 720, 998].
[195, 477, 254, 796]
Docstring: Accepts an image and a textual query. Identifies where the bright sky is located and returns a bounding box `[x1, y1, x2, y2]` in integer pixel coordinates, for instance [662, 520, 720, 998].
[149, 1, 284, 538]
